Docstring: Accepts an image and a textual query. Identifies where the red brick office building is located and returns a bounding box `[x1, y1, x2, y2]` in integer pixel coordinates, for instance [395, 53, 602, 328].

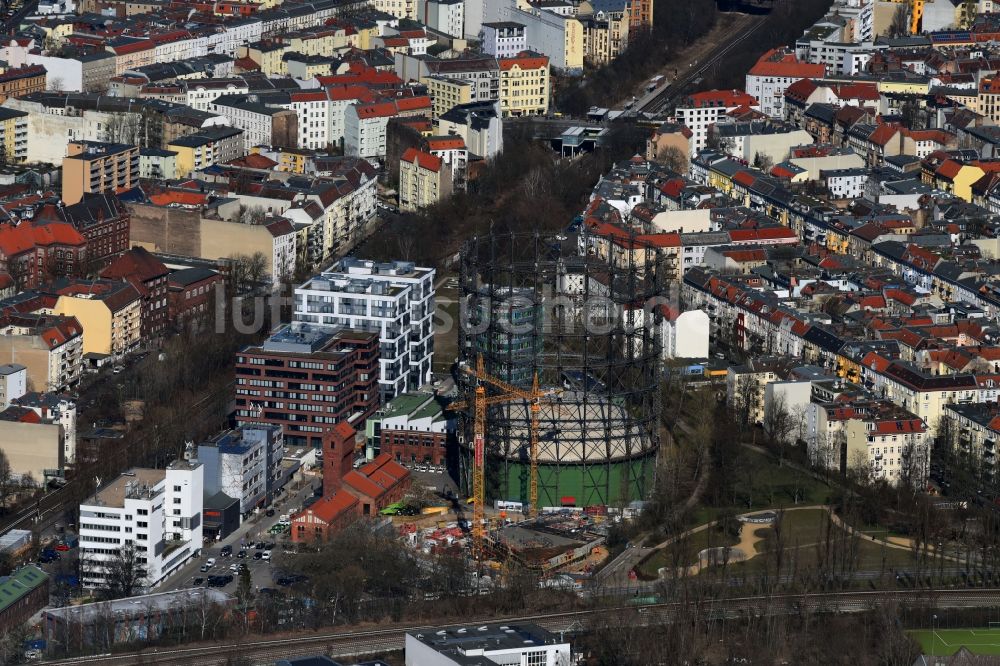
[234, 324, 379, 448]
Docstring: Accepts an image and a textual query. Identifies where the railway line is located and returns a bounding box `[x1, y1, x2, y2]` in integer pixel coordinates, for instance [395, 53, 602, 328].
[640, 14, 769, 116]
[41, 588, 1000, 665]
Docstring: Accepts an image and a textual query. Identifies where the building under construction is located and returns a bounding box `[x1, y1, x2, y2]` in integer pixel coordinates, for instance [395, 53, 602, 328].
[457, 231, 664, 509]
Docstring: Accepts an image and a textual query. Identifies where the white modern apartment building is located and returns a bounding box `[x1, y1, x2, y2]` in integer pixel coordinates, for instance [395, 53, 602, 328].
[197, 424, 284, 516]
[480, 22, 527, 59]
[295, 258, 435, 400]
[78, 460, 204, 591]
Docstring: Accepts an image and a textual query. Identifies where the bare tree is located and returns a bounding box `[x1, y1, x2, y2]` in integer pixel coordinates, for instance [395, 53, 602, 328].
[238, 205, 267, 226]
[0, 448, 12, 509]
[226, 252, 268, 297]
[763, 393, 795, 463]
[655, 145, 688, 174]
[97, 542, 146, 600]
[888, 4, 910, 37]
[753, 151, 774, 172]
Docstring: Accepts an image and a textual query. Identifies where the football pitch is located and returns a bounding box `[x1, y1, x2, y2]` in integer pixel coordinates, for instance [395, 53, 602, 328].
[910, 628, 1000, 656]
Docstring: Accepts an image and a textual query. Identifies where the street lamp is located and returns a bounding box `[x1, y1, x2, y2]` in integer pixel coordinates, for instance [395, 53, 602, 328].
[932, 614, 938, 658]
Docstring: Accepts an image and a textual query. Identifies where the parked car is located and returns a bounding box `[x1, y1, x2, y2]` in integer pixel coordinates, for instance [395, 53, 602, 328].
[253, 551, 263, 560]
[266, 508, 275, 517]
[262, 551, 271, 561]
[54, 543, 71, 552]
[237, 550, 247, 559]
[200, 563, 211, 572]
[206, 557, 216, 567]
[193, 577, 204, 586]
[221, 545, 232, 557]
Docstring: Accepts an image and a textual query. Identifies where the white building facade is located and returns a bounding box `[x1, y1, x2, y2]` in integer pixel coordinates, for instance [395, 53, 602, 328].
[295, 258, 435, 399]
[78, 461, 204, 591]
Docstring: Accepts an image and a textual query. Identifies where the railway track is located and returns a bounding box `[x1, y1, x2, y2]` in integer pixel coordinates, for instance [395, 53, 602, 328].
[640, 14, 769, 116]
[42, 588, 1000, 665]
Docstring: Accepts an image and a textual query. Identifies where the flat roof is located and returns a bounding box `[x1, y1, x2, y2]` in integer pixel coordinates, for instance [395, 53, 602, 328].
[409, 623, 563, 655]
[45, 588, 230, 623]
[84, 468, 165, 508]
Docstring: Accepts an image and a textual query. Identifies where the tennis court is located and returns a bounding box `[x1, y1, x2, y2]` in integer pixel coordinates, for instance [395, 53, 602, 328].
[910, 627, 1000, 656]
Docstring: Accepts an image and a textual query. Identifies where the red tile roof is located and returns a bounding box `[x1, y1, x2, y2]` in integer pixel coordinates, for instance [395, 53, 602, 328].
[401, 147, 441, 172]
[683, 89, 756, 108]
[298, 491, 358, 524]
[499, 53, 549, 70]
[747, 48, 825, 79]
[426, 136, 465, 151]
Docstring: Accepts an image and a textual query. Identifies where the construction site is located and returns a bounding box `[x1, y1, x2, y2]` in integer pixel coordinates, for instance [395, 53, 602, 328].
[455, 230, 665, 521]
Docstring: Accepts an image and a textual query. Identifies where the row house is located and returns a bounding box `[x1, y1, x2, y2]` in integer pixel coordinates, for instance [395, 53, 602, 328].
[0, 219, 86, 290]
[945, 402, 1000, 478]
[100, 247, 169, 339]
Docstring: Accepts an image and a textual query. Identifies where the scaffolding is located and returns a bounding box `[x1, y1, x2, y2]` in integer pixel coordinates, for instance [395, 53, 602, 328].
[457, 231, 664, 510]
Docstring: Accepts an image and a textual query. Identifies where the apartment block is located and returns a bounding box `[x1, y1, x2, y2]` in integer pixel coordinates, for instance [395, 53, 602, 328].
[674, 89, 759, 153]
[499, 51, 549, 117]
[480, 21, 527, 59]
[0, 363, 26, 409]
[0, 313, 83, 392]
[50, 278, 142, 358]
[197, 424, 284, 516]
[13, 392, 78, 464]
[235, 322, 380, 448]
[78, 460, 204, 591]
[399, 147, 450, 212]
[61, 141, 140, 206]
[294, 258, 435, 400]
[0, 107, 28, 162]
[0, 65, 46, 104]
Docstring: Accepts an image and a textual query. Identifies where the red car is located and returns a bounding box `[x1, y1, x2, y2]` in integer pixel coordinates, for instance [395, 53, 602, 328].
[54, 543, 71, 552]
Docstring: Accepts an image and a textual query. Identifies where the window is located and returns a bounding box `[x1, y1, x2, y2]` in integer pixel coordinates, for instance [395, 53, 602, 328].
[525, 651, 548, 666]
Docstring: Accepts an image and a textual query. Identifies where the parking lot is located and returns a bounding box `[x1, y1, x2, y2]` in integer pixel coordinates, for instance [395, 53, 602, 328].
[160, 478, 320, 596]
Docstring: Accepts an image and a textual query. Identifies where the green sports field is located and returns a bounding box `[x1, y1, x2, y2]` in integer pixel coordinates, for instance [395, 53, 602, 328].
[910, 628, 1000, 655]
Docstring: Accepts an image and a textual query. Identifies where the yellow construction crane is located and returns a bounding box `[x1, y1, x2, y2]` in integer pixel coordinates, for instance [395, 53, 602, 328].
[448, 355, 558, 560]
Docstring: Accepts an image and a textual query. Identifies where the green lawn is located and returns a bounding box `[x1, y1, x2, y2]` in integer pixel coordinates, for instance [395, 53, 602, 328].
[690, 452, 832, 526]
[910, 628, 1000, 656]
[636, 525, 740, 579]
[723, 508, 919, 576]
